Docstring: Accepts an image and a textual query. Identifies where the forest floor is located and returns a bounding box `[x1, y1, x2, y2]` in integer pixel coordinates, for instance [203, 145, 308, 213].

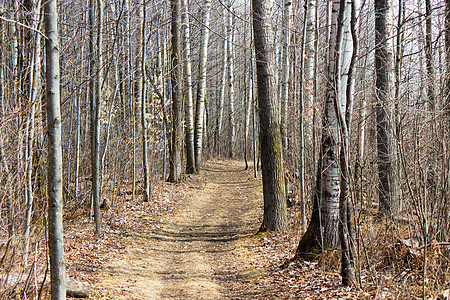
[64, 160, 368, 299]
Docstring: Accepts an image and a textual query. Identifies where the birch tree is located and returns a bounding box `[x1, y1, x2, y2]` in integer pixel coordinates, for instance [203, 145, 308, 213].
[194, 0, 212, 171]
[44, 0, 67, 296]
[227, 1, 236, 158]
[24, 0, 41, 262]
[215, 9, 228, 154]
[253, 0, 287, 232]
[182, 0, 196, 174]
[296, 0, 353, 256]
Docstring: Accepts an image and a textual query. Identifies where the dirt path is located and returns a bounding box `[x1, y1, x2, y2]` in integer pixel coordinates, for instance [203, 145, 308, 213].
[95, 160, 264, 299]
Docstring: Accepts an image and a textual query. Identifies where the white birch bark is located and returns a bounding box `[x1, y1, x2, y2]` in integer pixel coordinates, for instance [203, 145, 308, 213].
[182, 0, 196, 174]
[216, 12, 228, 153]
[194, 0, 212, 171]
[227, 2, 236, 158]
[24, 0, 41, 262]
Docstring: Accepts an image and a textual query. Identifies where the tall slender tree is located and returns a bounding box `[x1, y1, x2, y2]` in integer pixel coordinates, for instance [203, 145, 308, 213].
[253, 0, 287, 232]
[227, 1, 236, 158]
[141, 0, 150, 201]
[375, 0, 399, 216]
[169, 0, 183, 183]
[279, 0, 291, 151]
[296, 0, 351, 256]
[44, 0, 67, 296]
[425, 0, 434, 111]
[446, 0, 450, 114]
[216, 9, 228, 154]
[194, 0, 212, 171]
[182, 0, 196, 174]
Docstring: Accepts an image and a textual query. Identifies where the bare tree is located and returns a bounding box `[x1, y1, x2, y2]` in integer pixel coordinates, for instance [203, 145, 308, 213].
[253, 0, 287, 232]
[44, 0, 67, 296]
[194, 0, 212, 171]
[279, 0, 291, 151]
[182, 0, 196, 174]
[375, 0, 399, 216]
[227, 1, 236, 158]
[215, 8, 228, 154]
[141, 0, 150, 201]
[446, 0, 450, 114]
[296, 0, 343, 256]
[169, 0, 183, 183]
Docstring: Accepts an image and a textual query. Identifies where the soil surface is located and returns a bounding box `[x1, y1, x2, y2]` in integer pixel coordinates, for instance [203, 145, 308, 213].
[94, 160, 264, 299]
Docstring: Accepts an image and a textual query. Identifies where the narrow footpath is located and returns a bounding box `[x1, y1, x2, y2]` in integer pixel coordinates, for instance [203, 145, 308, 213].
[95, 160, 264, 299]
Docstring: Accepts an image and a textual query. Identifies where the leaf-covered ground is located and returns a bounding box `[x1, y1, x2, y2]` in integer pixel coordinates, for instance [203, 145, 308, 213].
[63, 159, 446, 299]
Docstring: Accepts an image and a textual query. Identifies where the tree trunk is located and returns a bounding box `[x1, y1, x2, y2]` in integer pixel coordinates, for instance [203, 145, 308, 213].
[181, 0, 196, 174]
[445, 0, 450, 114]
[296, 0, 342, 257]
[141, 0, 150, 202]
[169, 0, 183, 183]
[425, 0, 434, 112]
[252, 0, 287, 232]
[375, 0, 399, 216]
[216, 10, 228, 155]
[24, 0, 41, 262]
[338, 0, 359, 286]
[44, 0, 67, 296]
[279, 0, 291, 152]
[194, 0, 211, 171]
[227, 2, 236, 158]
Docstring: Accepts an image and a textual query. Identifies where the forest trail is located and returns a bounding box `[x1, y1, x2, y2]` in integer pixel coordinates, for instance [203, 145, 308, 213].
[95, 160, 264, 299]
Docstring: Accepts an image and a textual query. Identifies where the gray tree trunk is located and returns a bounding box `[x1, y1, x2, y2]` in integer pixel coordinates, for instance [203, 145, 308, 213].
[425, 0, 434, 111]
[216, 13, 228, 155]
[181, 0, 196, 174]
[141, 0, 150, 201]
[375, 0, 399, 216]
[227, 2, 236, 158]
[93, 0, 103, 235]
[44, 0, 67, 296]
[169, 0, 183, 183]
[447, 0, 450, 114]
[253, 0, 287, 232]
[24, 0, 41, 262]
[279, 0, 291, 151]
[194, 0, 211, 171]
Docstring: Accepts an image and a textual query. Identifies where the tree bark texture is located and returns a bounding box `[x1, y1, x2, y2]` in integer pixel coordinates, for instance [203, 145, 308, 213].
[446, 0, 450, 114]
[227, 2, 236, 158]
[194, 0, 211, 171]
[296, 0, 342, 257]
[216, 14, 228, 154]
[169, 0, 183, 183]
[44, 0, 67, 297]
[253, 0, 287, 232]
[182, 0, 196, 174]
[425, 0, 434, 111]
[279, 0, 291, 151]
[141, 0, 150, 202]
[375, 0, 399, 216]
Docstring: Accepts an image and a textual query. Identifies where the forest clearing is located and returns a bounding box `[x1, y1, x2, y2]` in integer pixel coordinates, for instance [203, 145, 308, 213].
[1, 0, 450, 298]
